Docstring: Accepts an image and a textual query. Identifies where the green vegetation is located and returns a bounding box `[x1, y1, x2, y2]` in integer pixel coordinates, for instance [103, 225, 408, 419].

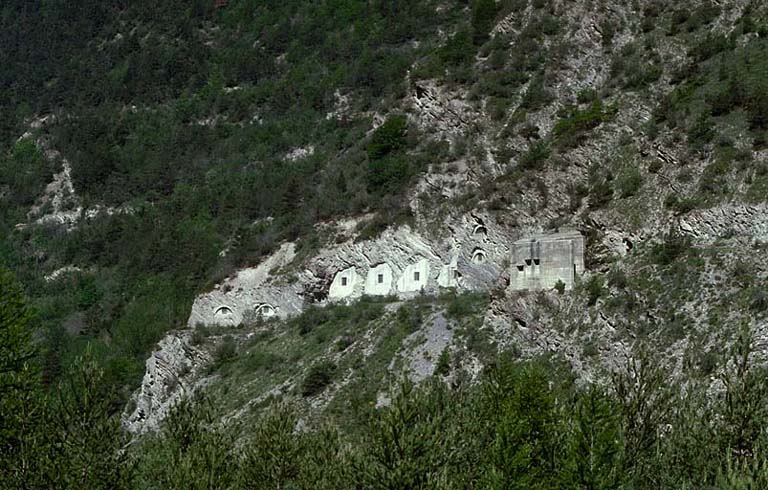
[366, 115, 418, 194]
[553, 100, 617, 148]
[0, 0, 461, 405]
[5, 2, 768, 487]
[52, 341, 768, 489]
[301, 361, 337, 397]
[656, 38, 768, 147]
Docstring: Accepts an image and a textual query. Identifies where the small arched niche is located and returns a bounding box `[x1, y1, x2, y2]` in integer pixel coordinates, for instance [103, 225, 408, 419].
[255, 303, 276, 318]
[471, 248, 487, 264]
[214, 305, 233, 318]
[473, 224, 488, 238]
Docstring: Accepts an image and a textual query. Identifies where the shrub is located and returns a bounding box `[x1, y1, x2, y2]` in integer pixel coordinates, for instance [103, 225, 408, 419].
[0, 138, 51, 207]
[435, 348, 451, 376]
[471, 0, 499, 46]
[650, 234, 696, 266]
[214, 336, 237, 365]
[367, 115, 408, 161]
[687, 112, 715, 150]
[446, 291, 488, 319]
[589, 180, 614, 209]
[519, 72, 553, 111]
[664, 194, 701, 215]
[553, 100, 616, 147]
[440, 30, 475, 66]
[367, 154, 412, 194]
[518, 140, 551, 170]
[615, 166, 643, 198]
[585, 275, 605, 306]
[301, 361, 337, 397]
[698, 157, 730, 195]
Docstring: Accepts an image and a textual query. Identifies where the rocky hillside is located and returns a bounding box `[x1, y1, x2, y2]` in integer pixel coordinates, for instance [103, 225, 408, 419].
[109, 0, 768, 433]
[3, 0, 768, 480]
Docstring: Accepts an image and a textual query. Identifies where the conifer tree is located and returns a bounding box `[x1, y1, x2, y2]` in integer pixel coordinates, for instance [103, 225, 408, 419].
[0, 266, 43, 487]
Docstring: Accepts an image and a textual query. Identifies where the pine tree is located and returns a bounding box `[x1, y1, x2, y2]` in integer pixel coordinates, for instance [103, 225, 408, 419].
[0, 266, 44, 487]
[44, 349, 136, 489]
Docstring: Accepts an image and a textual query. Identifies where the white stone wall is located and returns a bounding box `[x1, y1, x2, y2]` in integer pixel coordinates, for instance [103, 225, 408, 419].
[329, 267, 360, 299]
[437, 252, 460, 288]
[365, 263, 394, 296]
[397, 259, 431, 293]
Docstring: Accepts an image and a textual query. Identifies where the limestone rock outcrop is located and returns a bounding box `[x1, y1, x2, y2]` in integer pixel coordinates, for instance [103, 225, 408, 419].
[124, 330, 212, 433]
[677, 204, 768, 243]
[188, 214, 517, 329]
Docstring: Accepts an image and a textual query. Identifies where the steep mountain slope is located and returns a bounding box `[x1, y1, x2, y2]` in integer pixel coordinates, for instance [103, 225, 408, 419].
[109, 0, 768, 433]
[3, 0, 768, 466]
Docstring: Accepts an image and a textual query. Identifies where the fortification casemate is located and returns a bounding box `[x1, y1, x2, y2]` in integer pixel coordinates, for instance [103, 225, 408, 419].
[397, 258, 430, 293]
[365, 263, 393, 296]
[329, 267, 359, 299]
[510, 231, 585, 291]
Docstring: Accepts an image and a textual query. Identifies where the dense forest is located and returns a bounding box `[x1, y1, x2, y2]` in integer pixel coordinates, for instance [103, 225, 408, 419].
[0, 0, 467, 403]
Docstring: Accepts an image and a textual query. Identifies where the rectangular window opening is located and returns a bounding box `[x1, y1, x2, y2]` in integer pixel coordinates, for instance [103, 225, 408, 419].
[378, 274, 384, 284]
[341, 277, 348, 286]
[414, 271, 420, 281]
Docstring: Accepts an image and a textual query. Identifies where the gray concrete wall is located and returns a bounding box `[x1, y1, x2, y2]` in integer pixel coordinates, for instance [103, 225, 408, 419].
[510, 231, 584, 291]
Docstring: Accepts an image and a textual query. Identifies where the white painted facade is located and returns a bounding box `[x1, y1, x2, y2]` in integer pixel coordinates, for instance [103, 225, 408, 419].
[397, 259, 430, 293]
[437, 253, 460, 288]
[329, 266, 359, 299]
[365, 263, 393, 296]
[437, 264, 459, 288]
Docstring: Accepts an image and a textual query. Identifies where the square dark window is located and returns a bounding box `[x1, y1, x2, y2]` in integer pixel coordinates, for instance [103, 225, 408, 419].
[378, 274, 384, 283]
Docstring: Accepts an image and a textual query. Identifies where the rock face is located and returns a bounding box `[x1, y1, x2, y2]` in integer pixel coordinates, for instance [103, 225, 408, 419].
[188, 213, 519, 328]
[676, 204, 768, 243]
[127, 212, 583, 432]
[123, 330, 212, 433]
[187, 242, 302, 327]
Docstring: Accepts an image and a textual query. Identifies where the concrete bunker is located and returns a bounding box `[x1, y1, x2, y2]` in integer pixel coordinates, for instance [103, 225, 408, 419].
[397, 258, 430, 293]
[471, 248, 487, 264]
[365, 263, 393, 296]
[255, 303, 276, 318]
[329, 266, 359, 299]
[509, 231, 585, 291]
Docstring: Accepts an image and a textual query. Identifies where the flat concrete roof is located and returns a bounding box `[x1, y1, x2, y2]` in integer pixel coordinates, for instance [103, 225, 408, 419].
[512, 230, 583, 244]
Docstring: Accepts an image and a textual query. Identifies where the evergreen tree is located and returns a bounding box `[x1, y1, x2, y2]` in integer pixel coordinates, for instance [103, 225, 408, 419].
[0, 266, 44, 487]
[44, 349, 136, 489]
[137, 395, 234, 490]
